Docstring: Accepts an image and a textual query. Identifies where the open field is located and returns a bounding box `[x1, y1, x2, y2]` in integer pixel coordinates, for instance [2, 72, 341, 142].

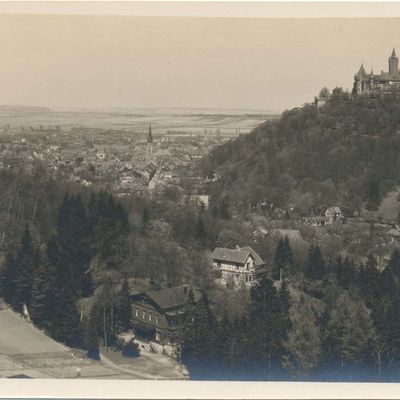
[0, 309, 185, 379]
[0, 106, 278, 135]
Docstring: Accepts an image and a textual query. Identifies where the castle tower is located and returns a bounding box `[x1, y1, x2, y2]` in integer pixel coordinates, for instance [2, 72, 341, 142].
[353, 64, 367, 94]
[389, 48, 399, 76]
[145, 124, 153, 163]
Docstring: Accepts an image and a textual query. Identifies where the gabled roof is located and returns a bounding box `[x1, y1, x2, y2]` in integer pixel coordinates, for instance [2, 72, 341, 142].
[212, 246, 264, 266]
[133, 285, 200, 311]
[326, 206, 342, 214]
[238, 246, 265, 267]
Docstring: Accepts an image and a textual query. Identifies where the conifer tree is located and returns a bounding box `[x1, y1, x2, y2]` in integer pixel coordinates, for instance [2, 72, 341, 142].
[358, 257, 380, 307]
[195, 216, 206, 246]
[386, 249, 400, 279]
[382, 292, 400, 364]
[279, 278, 292, 333]
[30, 260, 58, 332]
[325, 292, 375, 372]
[52, 286, 84, 348]
[85, 306, 101, 360]
[335, 256, 356, 289]
[0, 252, 17, 306]
[182, 293, 216, 371]
[14, 225, 38, 312]
[246, 277, 287, 378]
[115, 277, 132, 333]
[57, 194, 92, 297]
[306, 245, 326, 281]
[284, 296, 322, 376]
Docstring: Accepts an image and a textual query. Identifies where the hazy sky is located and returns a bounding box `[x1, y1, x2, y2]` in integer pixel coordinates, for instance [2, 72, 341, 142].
[1, 14, 400, 112]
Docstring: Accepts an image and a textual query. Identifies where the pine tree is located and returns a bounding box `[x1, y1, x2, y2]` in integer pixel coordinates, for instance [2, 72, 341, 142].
[274, 239, 286, 280]
[284, 296, 322, 376]
[325, 292, 375, 373]
[274, 237, 293, 281]
[53, 286, 84, 348]
[358, 257, 380, 307]
[181, 293, 216, 372]
[279, 278, 292, 333]
[14, 225, 38, 312]
[306, 245, 326, 281]
[195, 216, 206, 245]
[115, 277, 132, 333]
[382, 292, 400, 364]
[246, 277, 287, 378]
[30, 260, 58, 332]
[57, 194, 92, 297]
[335, 256, 356, 289]
[0, 252, 17, 306]
[85, 306, 101, 360]
[386, 249, 400, 279]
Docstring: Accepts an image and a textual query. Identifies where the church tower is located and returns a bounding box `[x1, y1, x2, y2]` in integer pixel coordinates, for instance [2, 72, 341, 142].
[389, 48, 399, 76]
[145, 124, 153, 163]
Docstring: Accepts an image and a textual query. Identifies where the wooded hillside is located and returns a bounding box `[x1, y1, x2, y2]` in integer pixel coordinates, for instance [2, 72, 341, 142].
[201, 89, 400, 217]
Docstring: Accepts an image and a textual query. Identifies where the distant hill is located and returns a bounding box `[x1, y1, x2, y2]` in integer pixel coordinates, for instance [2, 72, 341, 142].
[200, 89, 400, 217]
[0, 105, 52, 113]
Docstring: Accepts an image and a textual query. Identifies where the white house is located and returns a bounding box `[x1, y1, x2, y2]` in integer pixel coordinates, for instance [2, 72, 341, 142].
[211, 246, 266, 288]
[325, 207, 343, 224]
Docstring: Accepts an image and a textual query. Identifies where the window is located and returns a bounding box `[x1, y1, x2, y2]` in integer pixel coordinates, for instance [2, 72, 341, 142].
[149, 312, 152, 322]
[142, 310, 146, 319]
[135, 308, 139, 317]
[155, 315, 159, 324]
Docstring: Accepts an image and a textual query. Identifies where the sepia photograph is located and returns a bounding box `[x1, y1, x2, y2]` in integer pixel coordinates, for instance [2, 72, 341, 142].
[2, 1, 400, 398]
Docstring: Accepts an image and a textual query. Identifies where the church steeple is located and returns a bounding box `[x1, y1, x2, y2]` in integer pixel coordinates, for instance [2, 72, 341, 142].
[147, 124, 153, 144]
[389, 48, 399, 76]
[145, 124, 153, 163]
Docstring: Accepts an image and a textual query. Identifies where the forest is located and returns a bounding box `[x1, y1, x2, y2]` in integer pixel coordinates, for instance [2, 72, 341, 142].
[200, 89, 400, 218]
[2, 90, 400, 381]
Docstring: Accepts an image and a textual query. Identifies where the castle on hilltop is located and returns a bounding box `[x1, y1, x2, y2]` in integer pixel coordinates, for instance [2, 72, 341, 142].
[353, 48, 400, 94]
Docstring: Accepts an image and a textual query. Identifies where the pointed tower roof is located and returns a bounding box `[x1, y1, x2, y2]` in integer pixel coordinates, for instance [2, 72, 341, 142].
[392, 48, 397, 58]
[147, 124, 153, 144]
[356, 64, 367, 77]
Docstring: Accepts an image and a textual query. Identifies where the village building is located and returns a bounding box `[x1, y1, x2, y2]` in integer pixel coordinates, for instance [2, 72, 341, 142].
[211, 246, 266, 288]
[130, 285, 200, 358]
[325, 206, 343, 224]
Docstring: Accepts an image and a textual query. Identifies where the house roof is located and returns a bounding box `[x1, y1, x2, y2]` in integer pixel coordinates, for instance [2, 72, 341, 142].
[239, 246, 265, 267]
[326, 206, 342, 214]
[386, 228, 400, 237]
[134, 285, 200, 311]
[212, 246, 264, 266]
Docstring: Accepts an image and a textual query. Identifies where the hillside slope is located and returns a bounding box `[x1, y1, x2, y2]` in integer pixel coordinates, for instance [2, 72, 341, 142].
[200, 89, 400, 217]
